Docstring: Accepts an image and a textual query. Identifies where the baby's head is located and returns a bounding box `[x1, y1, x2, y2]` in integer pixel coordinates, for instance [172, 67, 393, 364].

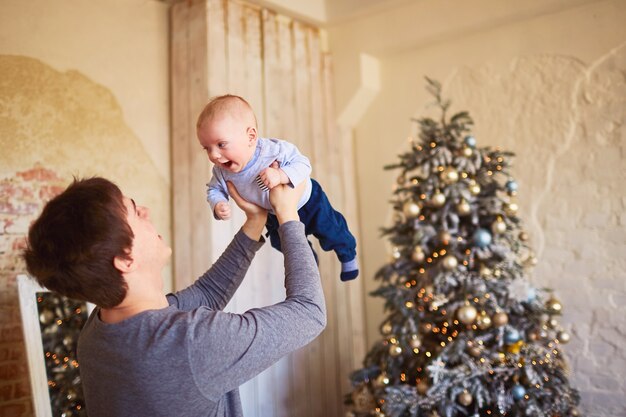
[196, 95, 258, 173]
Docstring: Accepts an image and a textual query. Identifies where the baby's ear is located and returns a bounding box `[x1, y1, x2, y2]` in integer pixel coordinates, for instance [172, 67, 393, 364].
[246, 126, 258, 145]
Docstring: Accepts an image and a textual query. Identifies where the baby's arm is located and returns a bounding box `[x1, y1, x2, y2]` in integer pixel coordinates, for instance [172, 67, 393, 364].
[258, 141, 312, 190]
[207, 168, 231, 220]
[214, 202, 231, 219]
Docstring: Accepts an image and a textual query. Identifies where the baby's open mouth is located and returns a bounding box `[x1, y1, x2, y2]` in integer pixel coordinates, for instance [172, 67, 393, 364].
[223, 161, 233, 169]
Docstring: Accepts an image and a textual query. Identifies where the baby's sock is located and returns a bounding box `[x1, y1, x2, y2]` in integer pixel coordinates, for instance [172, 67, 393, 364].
[340, 258, 359, 281]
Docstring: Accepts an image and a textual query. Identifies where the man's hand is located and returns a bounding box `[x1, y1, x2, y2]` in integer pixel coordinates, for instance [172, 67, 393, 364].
[214, 201, 231, 220]
[227, 181, 267, 241]
[269, 181, 306, 225]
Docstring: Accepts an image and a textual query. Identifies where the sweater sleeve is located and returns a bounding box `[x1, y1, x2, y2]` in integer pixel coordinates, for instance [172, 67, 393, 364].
[166, 229, 264, 311]
[275, 140, 312, 187]
[186, 221, 326, 401]
[206, 166, 229, 219]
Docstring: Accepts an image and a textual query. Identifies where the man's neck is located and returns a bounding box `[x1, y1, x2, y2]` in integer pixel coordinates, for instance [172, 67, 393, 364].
[99, 295, 169, 324]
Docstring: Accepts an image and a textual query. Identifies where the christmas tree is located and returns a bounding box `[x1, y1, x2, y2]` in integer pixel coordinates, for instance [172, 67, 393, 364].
[346, 79, 582, 417]
[37, 292, 88, 417]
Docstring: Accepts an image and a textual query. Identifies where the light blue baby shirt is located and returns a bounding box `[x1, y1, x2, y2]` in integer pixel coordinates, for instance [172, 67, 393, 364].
[207, 138, 313, 215]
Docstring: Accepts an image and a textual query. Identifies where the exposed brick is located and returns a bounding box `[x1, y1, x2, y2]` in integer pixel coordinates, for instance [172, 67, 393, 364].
[0, 363, 20, 380]
[16, 165, 62, 182]
[14, 379, 30, 399]
[0, 383, 13, 401]
[1, 326, 25, 343]
[0, 403, 27, 417]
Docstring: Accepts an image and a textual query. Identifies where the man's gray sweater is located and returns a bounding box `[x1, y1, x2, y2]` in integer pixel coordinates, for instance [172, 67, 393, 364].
[77, 221, 326, 417]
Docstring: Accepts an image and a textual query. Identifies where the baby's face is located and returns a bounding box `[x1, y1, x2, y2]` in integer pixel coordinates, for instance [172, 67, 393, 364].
[197, 114, 256, 173]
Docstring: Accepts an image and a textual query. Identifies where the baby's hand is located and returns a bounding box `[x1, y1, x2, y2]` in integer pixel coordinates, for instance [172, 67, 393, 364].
[258, 166, 282, 190]
[214, 201, 231, 220]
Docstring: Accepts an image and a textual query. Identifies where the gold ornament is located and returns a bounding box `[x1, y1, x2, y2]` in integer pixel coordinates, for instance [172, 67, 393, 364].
[527, 330, 540, 341]
[381, 322, 393, 335]
[492, 312, 509, 327]
[391, 247, 401, 260]
[419, 322, 433, 334]
[439, 230, 452, 243]
[519, 231, 529, 241]
[507, 340, 524, 354]
[431, 190, 446, 207]
[476, 312, 492, 330]
[412, 246, 426, 263]
[469, 180, 481, 195]
[479, 265, 493, 278]
[468, 346, 482, 357]
[403, 201, 421, 218]
[440, 167, 459, 184]
[505, 201, 519, 216]
[442, 255, 458, 270]
[375, 373, 390, 387]
[409, 334, 422, 349]
[558, 331, 571, 344]
[417, 380, 429, 395]
[527, 255, 538, 266]
[457, 199, 471, 216]
[457, 304, 478, 324]
[462, 147, 473, 157]
[389, 345, 403, 357]
[546, 297, 563, 314]
[492, 217, 506, 234]
[548, 318, 559, 328]
[458, 391, 473, 406]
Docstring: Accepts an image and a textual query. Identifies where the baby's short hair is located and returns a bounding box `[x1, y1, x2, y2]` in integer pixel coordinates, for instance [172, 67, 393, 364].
[196, 94, 257, 130]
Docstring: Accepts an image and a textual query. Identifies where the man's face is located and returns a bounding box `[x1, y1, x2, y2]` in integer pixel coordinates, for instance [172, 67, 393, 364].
[122, 197, 171, 272]
[197, 114, 257, 173]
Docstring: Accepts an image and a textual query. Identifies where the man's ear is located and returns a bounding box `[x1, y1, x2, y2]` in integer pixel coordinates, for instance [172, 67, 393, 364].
[247, 126, 257, 146]
[113, 254, 135, 274]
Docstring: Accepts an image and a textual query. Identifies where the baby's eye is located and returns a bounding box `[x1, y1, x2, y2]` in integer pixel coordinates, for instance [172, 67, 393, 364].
[218, 142, 227, 149]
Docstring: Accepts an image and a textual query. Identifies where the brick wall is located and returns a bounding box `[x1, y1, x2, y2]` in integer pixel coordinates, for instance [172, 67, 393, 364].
[0, 165, 66, 417]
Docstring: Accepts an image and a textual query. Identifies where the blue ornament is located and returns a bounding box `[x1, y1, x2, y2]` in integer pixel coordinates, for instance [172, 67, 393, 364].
[511, 384, 526, 400]
[506, 180, 518, 193]
[527, 288, 537, 302]
[464, 135, 477, 148]
[504, 328, 522, 344]
[473, 228, 492, 248]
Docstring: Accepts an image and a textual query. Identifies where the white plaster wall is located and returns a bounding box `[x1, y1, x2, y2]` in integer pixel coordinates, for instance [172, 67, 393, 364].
[0, 0, 170, 184]
[0, 0, 172, 291]
[328, 0, 626, 414]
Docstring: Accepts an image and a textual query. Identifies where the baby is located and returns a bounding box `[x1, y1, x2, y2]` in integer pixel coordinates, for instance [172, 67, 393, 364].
[197, 94, 358, 281]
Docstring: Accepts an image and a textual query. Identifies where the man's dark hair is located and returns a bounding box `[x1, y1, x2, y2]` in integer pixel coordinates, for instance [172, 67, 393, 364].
[23, 177, 133, 308]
